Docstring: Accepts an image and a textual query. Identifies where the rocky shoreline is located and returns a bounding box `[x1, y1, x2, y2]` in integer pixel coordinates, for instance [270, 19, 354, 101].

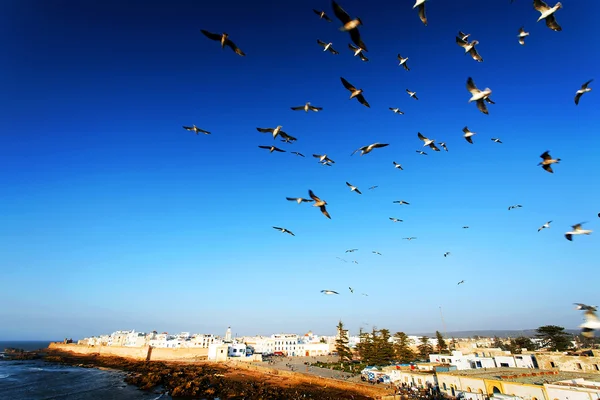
[44, 350, 389, 399]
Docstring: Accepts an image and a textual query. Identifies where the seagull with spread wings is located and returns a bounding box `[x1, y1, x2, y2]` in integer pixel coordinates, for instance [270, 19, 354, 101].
[183, 125, 211, 135]
[291, 102, 323, 112]
[200, 30, 245, 56]
[331, 1, 367, 51]
[466, 77, 494, 115]
[351, 142, 389, 156]
[574, 80, 593, 105]
[309, 189, 331, 219]
[538, 151, 560, 173]
[273, 227, 295, 236]
[340, 77, 370, 108]
[533, 0, 562, 31]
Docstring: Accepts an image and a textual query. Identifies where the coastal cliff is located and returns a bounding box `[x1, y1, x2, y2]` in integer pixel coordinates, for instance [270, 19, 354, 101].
[45, 346, 392, 399]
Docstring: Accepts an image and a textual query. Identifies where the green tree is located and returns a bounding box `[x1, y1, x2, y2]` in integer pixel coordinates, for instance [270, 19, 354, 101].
[393, 332, 415, 363]
[435, 331, 449, 354]
[509, 336, 536, 353]
[535, 325, 573, 351]
[374, 328, 395, 365]
[334, 320, 353, 362]
[356, 327, 374, 363]
[417, 336, 434, 359]
[449, 337, 458, 351]
[492, 336, 507, 350]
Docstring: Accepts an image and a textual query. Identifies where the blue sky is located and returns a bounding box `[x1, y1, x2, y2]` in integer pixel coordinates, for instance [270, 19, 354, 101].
[1, 0, 598, 341]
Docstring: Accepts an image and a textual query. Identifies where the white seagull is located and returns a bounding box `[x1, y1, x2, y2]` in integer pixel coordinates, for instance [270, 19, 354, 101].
[444, 252, 451, 257]
[466, 77, 494, 115]
[462, 126, 476, 144]
[533, 0, 562, 31]
[538, 220, 552, 232]
[389, 217, 403, 222]
[458, 31, 470, 41]
[439, 142, 448, 152]
[258, 145, 286, 153]
[397, 54, 410, 71]
[291, 102, 323, 112]
[317, 39, 339, 54]
[565, 223, 592, 241]
[491, 138, 503, 144]
[340, 77, 370, 108]
[456, 36, 483, 62]
[183, 125, 211, 135]
[413, 0, 428, 26]
[346, 182, 362, 194]
[508, 204, 523, 210]
[393, 162, 404, 170]
[313, 154, 335, 164]
[349, 43, 369, 61]
[309, 189, 331, 219]
[518, 27, 530, 45]
[389, 107, 404, 115]
[321, 290, 339, 295]
[351, 142, 389, 156]
[416, 150, 427, 156]
[406, 89, 419, 100]
[393, 200, 410, 205]
[372, 251, 382, 255]
[538, 150, 560, 173]
[576, 304, 600, 338]
[418, 132, 440, 151]
[273, 226, 295, 236]
[403, 237, 417, 241]
[574, 79, 593, 106]
[257, 126, 286, 139]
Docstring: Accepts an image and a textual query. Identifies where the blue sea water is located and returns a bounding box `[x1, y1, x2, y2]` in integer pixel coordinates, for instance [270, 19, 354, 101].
[0, 342, 174, 400]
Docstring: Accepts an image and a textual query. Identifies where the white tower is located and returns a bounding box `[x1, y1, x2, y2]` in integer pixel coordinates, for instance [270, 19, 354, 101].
[225, 326, 232, 342]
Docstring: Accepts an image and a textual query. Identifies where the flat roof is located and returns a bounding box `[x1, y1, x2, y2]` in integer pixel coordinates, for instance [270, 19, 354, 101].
[437, 368, 600, 386]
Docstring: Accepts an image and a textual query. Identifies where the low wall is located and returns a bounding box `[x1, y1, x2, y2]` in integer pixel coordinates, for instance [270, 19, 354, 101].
[48, 343, 209, 362]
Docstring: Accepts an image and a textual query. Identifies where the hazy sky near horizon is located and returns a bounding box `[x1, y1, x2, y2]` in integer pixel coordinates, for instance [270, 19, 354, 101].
[1, 0, 599, 341]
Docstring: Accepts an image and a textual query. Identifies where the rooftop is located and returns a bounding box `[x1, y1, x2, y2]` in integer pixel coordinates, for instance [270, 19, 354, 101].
[438, 368, 600, 386]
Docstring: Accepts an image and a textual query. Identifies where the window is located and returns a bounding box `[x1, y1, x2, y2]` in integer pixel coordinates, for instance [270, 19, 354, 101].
[443, 383, 447, 390]
[500, 363, 509, 368]
[550, 362, 556, 368]
[577, 363, 582, 370]
[516, 356, 522, 359]
[467, 387, 472, 392]
[594, 364, 599, 371]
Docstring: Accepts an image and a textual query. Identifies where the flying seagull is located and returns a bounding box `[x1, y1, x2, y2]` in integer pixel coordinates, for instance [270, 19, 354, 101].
[403, 237, 417, 241]
[278, 131, 297, 143]
[538, 151, 560, 173]
[491, 138, 503, 144]
[518, 27, 530, 45]
[538, 220, 552, 232]
[352, 260, 359, 264]
[508, 204, 523, 210]
[331, 1, 367, 51]
[397, 54, 410, 71]
[393, 162, 404, 170]
[313, 9, 333, 22]
[457, 280, 465, 285]
[439, 142, 449, 152]
[565, 223, 593, 241]
[444, 252, 451, 257]
[389, 107, 404, 115]
[321, 290, 339, 295]
[413, 0, 428, 26]
[456, 36, 483, 62]
[462, 126, 477, 144]
[574, 79, 593, 105]
[341, 77, 370, 108]
[291, 151, 305, 157]
[576, 304, 600, 338]
[309, 189, 331, 219]
[361, 293, 369, 297]
[533, 0, 562, 31]
[256, 126, 286, 139]
[462, 226, 469, 229]
[291, 102, 323, 112]
[372, 251, 382, 255]
[346, 182, 362, 194]
[348, 44, 369, 61]
[273, 226, 295, 236]
[466, 77, 494, 115]
[390, 217, 403, 222]
[394, 200, 410, 205]
[258, 145, 286, 153]
[346, 249, 358, 253]
[418, 132, 441, 151]
[349, 287, 354, 293]
[416, 150, 427, 156]
[351, 142, 389, 156]
[406, 89, 419, 100]
[317, 39, 339, 54]
[200, 30, 245, 56]
[368, 186, 378, 190]
[313, 154, 335, 164]
[183, 125, 211, 135]
[286, 197, 313, 204]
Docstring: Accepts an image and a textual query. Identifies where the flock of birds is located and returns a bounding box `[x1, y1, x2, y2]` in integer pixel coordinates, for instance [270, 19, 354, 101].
[195, 0, 598, 338]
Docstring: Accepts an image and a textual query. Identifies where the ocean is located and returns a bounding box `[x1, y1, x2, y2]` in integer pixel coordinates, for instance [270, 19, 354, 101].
[0, 341, 174, 400]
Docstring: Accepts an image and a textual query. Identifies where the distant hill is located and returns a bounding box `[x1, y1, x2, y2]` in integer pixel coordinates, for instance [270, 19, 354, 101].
[410, 328, 580, 338]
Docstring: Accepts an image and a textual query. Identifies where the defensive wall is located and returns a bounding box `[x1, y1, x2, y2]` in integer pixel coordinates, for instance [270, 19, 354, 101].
[48, 342, 209, 361]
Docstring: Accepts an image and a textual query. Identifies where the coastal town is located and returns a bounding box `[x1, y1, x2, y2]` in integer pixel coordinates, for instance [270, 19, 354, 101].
[40, 323, 600, 400]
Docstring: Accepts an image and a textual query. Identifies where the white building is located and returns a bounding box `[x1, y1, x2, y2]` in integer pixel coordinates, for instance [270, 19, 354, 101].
[228, 342, 248, 357]
[239, 336, 275, 355]
[271, 334, 299, 356]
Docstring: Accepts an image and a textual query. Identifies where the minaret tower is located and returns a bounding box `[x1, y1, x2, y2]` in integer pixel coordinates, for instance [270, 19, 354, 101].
[225, 326, 232, 342]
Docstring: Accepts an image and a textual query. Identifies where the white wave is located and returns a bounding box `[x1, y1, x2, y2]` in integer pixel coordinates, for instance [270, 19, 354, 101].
[0, 373, 9, 379]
